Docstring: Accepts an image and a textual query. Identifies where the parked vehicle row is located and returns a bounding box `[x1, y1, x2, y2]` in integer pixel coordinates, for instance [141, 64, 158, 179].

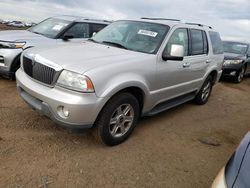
[0, 15, 249, 187]
[0, 16, 110, 79]
[0, 19, 36, 27]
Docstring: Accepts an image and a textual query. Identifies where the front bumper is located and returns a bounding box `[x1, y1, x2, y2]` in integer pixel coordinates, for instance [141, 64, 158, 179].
[222, 64, 243, 77]
[16, 68, 105, 129]
[0, 48, 22, 78]
[211, 167, 227, 188]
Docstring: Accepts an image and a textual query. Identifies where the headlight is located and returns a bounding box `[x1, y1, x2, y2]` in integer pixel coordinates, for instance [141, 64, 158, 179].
[0, 41, 26, 49]
[223, 60, 243, 66]
[57, 70, 94, 93]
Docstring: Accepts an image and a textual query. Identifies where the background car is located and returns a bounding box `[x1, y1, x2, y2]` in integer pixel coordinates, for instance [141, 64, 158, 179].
[7, 21, 25, 27]
[212, 131, 250, 188]
[0, 15, 111, 79]
[221, 41, 250, 83]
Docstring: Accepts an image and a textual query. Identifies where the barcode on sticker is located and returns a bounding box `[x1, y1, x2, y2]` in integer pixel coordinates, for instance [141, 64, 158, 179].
[138, 30, 158, 37]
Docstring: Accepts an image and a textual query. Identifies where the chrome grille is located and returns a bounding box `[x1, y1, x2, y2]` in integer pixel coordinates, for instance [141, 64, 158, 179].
[23, 56, 57, 85]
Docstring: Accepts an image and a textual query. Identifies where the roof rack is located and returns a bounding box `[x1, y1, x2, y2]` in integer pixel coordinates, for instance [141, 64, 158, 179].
[83, 18, 112, 23]
[141, 17, 181, 22]
[185, 22, 213, 29]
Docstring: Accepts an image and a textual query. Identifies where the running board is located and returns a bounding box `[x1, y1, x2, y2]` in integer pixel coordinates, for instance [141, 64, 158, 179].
[146, 91, 197, 116]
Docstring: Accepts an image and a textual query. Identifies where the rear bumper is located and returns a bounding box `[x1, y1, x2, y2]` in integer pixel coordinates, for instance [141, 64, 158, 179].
[16, 68, 106, 129]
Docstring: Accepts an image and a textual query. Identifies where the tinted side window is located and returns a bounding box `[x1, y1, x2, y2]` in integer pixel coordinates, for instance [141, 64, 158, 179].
[190, 29, 204, 55]
[64, 23, 90, 38]
[164, 28, 189, 56]
[90, 24, 107, 36]
[203, 31, 208, 54]
[209, 31, 223, 54]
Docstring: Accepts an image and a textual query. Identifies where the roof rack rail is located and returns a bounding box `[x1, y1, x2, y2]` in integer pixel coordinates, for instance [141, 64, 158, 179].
[185, 22, 213, 29]
[141, 17, 181, 22]
[83, 18, 112, 23]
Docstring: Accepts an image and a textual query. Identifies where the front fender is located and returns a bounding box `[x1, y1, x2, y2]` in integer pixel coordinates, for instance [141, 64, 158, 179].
[95, 73, 150, 99]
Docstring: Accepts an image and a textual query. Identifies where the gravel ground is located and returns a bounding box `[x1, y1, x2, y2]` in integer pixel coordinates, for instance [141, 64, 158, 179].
[1, 24, 250, 187]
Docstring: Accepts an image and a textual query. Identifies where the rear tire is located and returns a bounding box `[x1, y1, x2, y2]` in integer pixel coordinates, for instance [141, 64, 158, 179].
[92, 92, 140, 146]
[194, 76, 213, 105]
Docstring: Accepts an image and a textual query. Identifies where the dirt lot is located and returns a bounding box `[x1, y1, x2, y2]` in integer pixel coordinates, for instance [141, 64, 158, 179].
[0, 78, 249, 188]
[0, 23, 28, 30]
[0, 24, 250, 187]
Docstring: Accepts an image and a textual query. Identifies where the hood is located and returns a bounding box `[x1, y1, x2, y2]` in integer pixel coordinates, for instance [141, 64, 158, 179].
[0, 30, 46, 42]
[224, 52, 246, 61]
[24, 41, 150, 74]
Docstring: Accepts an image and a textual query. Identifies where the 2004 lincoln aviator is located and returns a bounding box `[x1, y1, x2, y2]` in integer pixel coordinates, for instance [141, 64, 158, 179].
[16, 18, 224, 146]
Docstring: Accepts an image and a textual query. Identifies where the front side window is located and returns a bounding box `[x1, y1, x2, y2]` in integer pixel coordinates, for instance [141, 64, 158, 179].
[28, 18, 71, 38]
[223, 41, 248, 55]
[164, 28, 189, 56]
[64, 23, 90, 38]
[92, 21, 170, 54]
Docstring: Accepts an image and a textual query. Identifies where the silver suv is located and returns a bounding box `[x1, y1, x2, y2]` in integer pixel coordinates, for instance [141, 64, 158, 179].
[16, 18, 224, 146]
[0, 16, 110, 79]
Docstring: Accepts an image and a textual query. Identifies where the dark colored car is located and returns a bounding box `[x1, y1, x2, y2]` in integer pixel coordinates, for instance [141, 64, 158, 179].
[212, 131, 250, 188]
[221, 41, 250, 83]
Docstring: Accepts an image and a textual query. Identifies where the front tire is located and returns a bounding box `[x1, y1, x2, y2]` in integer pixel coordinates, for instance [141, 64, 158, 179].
[93, 92, 140, 146]
[194, 76, 213, 105]
[234, 66, 245, 83]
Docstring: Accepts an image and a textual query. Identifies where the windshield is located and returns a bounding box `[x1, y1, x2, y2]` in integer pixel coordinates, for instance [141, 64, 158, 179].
[28, 18, 71, 38]
[223, 41, 248, 55]
[92, 21, 169, 54]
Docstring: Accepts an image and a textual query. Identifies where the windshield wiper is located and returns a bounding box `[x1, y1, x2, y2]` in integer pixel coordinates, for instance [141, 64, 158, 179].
[88, 38, 98, 43]
[102, 41, 127, 49]
[30, 31, 41, 35]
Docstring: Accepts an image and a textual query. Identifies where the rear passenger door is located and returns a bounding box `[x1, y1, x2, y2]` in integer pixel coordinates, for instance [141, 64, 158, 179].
[185, 29, 210, 83]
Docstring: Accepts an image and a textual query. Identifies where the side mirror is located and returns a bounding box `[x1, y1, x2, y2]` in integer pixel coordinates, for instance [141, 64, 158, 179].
[162, 44, 184, 61]
[92, 32, 97, 37]
[62, 34, 74, 41]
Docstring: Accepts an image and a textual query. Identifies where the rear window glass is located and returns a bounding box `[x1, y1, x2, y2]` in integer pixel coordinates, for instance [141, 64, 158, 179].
[209, 31, 223, 54]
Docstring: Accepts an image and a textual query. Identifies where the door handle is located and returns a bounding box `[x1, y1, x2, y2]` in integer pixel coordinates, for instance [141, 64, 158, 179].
[206, 60, 212, 64]
[183, 62, 191, 68]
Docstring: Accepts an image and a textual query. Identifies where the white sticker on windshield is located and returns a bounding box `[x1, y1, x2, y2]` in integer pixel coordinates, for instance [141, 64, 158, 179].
[138, 30, 158, 37]
[52, 25, 64, 31]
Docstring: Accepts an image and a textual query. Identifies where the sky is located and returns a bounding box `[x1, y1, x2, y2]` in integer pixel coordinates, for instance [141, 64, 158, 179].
[0, 0, 249, 42]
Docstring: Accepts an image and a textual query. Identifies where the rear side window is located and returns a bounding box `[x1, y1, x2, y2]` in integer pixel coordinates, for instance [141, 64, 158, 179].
[209, 31, 223, 54]
[190, 29, 208, 55]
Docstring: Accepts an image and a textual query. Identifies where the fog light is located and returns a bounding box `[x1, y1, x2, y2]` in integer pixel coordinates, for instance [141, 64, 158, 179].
[63, 108, 69, 117]
[230, 71, 236, 76]
[57, 106, 70, 118]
